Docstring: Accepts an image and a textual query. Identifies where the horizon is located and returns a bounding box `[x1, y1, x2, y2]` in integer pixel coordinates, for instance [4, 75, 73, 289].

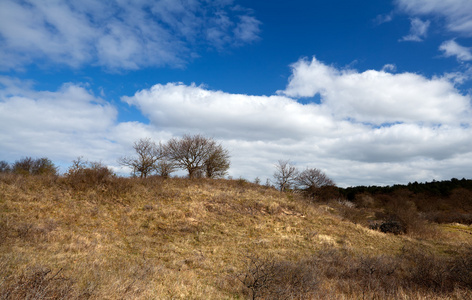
[1, 0, 472, 187]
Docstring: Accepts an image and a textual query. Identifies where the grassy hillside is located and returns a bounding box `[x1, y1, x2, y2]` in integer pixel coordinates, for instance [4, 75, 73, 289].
[1, 174, 471, 299]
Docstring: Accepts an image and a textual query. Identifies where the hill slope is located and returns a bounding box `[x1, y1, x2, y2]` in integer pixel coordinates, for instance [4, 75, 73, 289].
[1, 175, 471, 299]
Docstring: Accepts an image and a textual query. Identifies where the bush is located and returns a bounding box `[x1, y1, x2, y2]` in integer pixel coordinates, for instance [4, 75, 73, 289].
[0, 160, 11, 173]
[379, 220, 406, 235]
[64, 158, 115, 190]
[237, 255, 318, 299]
[12, 157, 57, 176]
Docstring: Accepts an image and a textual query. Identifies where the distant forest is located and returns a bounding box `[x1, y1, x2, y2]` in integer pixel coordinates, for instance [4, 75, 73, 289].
[336, 178, 472, 226]
[340, 178, 472, 199]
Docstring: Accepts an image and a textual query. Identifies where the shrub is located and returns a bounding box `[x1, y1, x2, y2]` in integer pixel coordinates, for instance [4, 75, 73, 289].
[0, 160, 11, 173]
[64, 158, 115, 190]
[12, 157, 57, 176]
[379, 220, 406, 235]
[237, 255, 318, 299]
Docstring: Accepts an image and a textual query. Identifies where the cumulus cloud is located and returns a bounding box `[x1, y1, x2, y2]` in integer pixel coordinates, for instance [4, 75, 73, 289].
[400, 18, 430, 42]
[122, 83, 347, 141]
[0, 78, 153, 167]
[395, 0, 472, 35]
[0, 0, 261, 70]
[280, 57, 471, 125]
[440, 40, 472, 61]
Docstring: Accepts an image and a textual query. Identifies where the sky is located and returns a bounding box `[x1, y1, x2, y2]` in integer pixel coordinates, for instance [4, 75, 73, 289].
[1, 0, 472, 187]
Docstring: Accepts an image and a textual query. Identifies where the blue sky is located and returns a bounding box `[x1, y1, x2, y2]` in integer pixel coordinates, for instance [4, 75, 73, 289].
[1, 0, 472, 187]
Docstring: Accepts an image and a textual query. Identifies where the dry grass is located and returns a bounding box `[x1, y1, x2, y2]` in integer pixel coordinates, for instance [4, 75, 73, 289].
[0, 174, 470, 299]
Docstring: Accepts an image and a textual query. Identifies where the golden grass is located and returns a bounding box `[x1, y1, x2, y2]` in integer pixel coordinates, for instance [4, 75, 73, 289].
[0, 174, 470, 299]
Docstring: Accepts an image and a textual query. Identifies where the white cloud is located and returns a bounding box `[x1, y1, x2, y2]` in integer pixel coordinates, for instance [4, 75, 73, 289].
[233, 15, 261, 44]
[396, 0, 472, 35]
[0, 0, 261, 70]
[381, 64, 397, 72]
[281, 57, 471, 126]
[439, 40, 472, 61]
[0, 79, 149, 168]
[118, 58, 472, 185]
[2, 57, 472, 186]
[374, 13, 394, 26]
[122, 82, 347, 141]
[400, 18, 430, 42]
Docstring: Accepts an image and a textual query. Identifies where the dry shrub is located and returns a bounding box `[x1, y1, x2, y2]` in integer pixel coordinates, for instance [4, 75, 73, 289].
[311, 247, 401, 298]
[398, 245, 472, 294]
[0, 267, 75, 300]
[425, 211, 472, 224]
[64, 165, 115, 191]
[450, 246, 472, 289]
[237, 255, 319, 299]
[372, 191, 436, 237]
[399, 246, 453, 293]
[12, 157, 58, 176]
[338, 204, 371, 226]
[62, 160, 134, 197]
[233, 246, 472, 299]
[354, 192, 376, 208]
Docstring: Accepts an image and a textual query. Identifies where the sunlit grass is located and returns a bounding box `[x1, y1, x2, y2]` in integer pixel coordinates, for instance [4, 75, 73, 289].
[0, 174, 470, 299]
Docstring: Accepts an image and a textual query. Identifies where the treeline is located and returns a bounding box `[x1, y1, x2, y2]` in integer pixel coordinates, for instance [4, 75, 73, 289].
[333, 178, 472, 228]
[340, 178, 472, 199]
[0, 134, 230, 180]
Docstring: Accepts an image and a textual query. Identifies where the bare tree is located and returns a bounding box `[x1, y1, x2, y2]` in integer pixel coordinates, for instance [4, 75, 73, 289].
[118, 138, 164, 178]
[273, 160, 299, 192]
[155, 159, 177, 178]
[296, 167, 335, 199]
[296, 168, 335, 190]
[165, 134, 230, 179]
[205, 144, 230, 178]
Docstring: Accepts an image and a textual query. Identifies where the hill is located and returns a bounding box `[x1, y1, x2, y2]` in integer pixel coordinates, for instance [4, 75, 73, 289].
[1, 174, 471, 299]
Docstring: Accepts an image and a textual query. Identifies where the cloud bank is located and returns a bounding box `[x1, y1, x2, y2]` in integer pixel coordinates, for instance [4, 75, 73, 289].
[0, 0, 261, 70]
[121, 57, 472, 185]
[2, 57, 472, 187]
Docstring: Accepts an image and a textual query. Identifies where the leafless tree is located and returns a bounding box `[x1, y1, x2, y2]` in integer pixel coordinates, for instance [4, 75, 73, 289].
[118, 138, 164, 178]
[155, 159, 177, 178]
[296, 168, 335, 190]
[296, 167, 335, 200]
[273, 160, 299, 192]
[165, 134, 230, 178]
[205, 144, 230, 178]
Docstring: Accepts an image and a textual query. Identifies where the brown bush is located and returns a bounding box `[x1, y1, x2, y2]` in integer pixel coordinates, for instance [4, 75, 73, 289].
[237, 255, 319, 299]
[0, 267, 75, 300]
[63, 160, 115, 191]
[12, 157, 58, 176]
